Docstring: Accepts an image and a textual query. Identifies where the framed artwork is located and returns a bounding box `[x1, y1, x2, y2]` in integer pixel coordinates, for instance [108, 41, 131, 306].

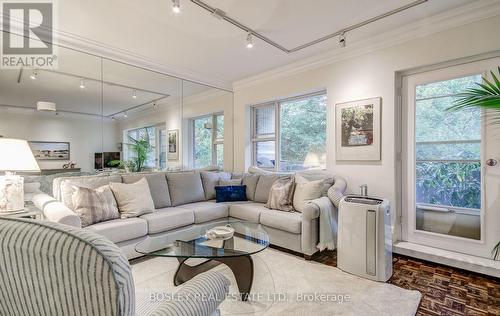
[29, 141, 70, 160]
[167, 129, 179, 161]
[335, 97, 381, 161]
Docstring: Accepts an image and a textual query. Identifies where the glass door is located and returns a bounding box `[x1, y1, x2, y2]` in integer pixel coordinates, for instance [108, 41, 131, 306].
[402, 58, 500, 258]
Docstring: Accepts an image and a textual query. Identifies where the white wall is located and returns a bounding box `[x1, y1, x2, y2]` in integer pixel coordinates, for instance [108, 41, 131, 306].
[0, 110, 119, 172]
[232, 16, 500, 239]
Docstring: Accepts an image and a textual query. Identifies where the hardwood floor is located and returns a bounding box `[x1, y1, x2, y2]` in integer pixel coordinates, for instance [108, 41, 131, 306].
[311, 250, 500, 316]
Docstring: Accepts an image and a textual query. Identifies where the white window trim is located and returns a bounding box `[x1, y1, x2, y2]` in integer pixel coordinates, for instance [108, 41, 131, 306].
[251, 90, 326, 171]
[190, 112, 224, 169]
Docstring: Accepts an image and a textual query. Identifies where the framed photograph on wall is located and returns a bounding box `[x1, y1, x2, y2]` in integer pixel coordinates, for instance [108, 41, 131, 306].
[335, 97, 381, 161]
[167, 129, 179, 161]
[29, 141, 70, 160]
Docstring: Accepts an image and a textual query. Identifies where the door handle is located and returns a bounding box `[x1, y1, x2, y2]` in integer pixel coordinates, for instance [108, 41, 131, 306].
[486, 159, 497, 167]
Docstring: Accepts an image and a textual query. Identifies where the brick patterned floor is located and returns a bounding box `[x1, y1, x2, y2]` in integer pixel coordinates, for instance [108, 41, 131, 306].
[311, 250, 500, 315]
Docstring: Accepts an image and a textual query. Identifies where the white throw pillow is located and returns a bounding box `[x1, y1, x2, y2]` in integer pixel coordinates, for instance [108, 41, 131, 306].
[293, 174, 334, 212]
[109, 178, 155, 218]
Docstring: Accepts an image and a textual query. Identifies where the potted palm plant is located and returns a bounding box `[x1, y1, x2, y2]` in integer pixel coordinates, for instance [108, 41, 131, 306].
[447, 66, 500, 260]
[108, 131, 154, 173]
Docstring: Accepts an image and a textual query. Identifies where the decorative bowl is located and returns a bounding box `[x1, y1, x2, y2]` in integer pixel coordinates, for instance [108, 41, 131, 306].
[205, 225, 235, 240]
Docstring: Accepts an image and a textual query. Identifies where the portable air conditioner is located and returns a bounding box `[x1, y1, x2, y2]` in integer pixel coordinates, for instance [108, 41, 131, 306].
[337, 195, 392, 282]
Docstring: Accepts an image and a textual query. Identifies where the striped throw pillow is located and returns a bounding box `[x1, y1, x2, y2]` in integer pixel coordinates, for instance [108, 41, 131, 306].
[72, 185, 119, 227]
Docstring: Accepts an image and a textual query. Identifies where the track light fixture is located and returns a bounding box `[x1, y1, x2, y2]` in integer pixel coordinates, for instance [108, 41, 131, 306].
[246, 32, 254, 49]
[124, 112, 128, 118]
[79, 78, 86, 89]
[30, 70, 38, 80]
[172, 0, 180, 13]
[132, 89, 137, 99]
[339, 32, 346, 47]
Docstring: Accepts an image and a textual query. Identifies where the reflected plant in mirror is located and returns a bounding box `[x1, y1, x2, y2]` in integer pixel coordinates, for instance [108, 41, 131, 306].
[110, 127, 155, 172]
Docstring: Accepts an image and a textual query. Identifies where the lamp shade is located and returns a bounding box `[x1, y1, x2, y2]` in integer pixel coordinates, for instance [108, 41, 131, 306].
[0, 138, 40, 172]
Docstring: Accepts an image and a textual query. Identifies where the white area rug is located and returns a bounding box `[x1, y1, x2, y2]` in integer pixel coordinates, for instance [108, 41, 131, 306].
[132, 248, 421, 316]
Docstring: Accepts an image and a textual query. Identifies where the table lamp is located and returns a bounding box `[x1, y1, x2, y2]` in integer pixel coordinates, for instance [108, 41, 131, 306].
[0, 138, 40, 212]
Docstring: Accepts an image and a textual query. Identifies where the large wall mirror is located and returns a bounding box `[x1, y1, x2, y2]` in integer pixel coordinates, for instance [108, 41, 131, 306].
[0, 45, 104, 173]
[0, 37, 234, 177]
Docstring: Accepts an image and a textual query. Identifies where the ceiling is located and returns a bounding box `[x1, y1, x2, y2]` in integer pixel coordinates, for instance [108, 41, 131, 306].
[53, 0, 476, 85]
[0, 37, 214, 117]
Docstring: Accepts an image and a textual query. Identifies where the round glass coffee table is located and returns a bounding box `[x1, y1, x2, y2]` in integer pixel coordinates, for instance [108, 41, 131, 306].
[135, 219, 269, 301]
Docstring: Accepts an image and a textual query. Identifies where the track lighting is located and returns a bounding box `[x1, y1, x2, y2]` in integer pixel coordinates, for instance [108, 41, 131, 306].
[339, 32, 346, 47]
[172, 0, 180, 13]
[132, 89, 137, 99]
[246, 32, 254, 49]
[124, 112, 128, 118]
[79, 78, 85, 89]
[30, 70, 38, 80]
[153, 103, 158, 110]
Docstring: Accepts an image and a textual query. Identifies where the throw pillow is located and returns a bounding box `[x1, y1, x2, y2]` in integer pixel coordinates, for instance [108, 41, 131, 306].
[215, 185, 247, 203]
[200, 171, 232, 200]
[265, 177, 295, 212]
[122, 173, 171, 208]
[219, 178, 242, 186]
[293, 174, 334, 212]
[72, 185, 119, 227]
[109, 178, 155, 218]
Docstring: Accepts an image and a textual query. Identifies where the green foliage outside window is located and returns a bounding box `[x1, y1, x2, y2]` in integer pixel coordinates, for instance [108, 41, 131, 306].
[279, 94, 327, 171]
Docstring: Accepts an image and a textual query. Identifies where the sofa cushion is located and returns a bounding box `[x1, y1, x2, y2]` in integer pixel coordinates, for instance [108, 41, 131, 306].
[254, 174, 283, 203]
[219, 179, 242, 186]
[122, 173, 171, 208]
[228, 202, 266, 223]
[200, 172, 231, 200]
[293, 174, 333, 212]
[139, 207, 194, 234]
[166, 172, 205, 206]
[231, 173, 260, 201]
[84, 217, 148, 243]
[178, 201, 229, 224]
[60, 175, 122, 210]
[109, 178, 155, 218]
[259, 209, 302, 234]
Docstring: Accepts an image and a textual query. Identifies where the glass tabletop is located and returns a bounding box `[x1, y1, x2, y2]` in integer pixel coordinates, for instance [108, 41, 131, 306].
[135, 219, 269, 259]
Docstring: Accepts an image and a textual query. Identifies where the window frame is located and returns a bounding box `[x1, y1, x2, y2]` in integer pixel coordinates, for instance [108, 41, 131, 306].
[251, 90, 326, 171]
[190, 112, 224, 169]
[123, 125, 156, 169]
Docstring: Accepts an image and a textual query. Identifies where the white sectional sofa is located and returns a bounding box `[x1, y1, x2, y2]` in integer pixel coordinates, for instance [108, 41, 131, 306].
[32, 170, 347, 259]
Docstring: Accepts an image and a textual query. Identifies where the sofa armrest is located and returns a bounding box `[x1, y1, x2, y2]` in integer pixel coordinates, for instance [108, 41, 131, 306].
[328, 175, 347, 208]
[301, 202, 320, 221]
[32, 193, 82, 228]
[151, 271, 230, 316]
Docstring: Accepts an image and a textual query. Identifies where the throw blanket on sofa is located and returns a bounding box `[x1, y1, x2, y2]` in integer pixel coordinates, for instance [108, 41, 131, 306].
[310, 196, 338, 251]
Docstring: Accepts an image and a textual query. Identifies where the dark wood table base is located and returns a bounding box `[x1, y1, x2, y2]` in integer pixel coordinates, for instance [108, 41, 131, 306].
[173, 255, 254, 301]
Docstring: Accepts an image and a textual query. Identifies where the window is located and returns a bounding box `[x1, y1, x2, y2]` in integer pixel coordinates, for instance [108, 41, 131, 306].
[158, 128, 167, 170]
[124, 126, 156, 170]
[415, 75, 482, 211]
[251, 92, 327, 171]
[192, 113, 224, 169]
